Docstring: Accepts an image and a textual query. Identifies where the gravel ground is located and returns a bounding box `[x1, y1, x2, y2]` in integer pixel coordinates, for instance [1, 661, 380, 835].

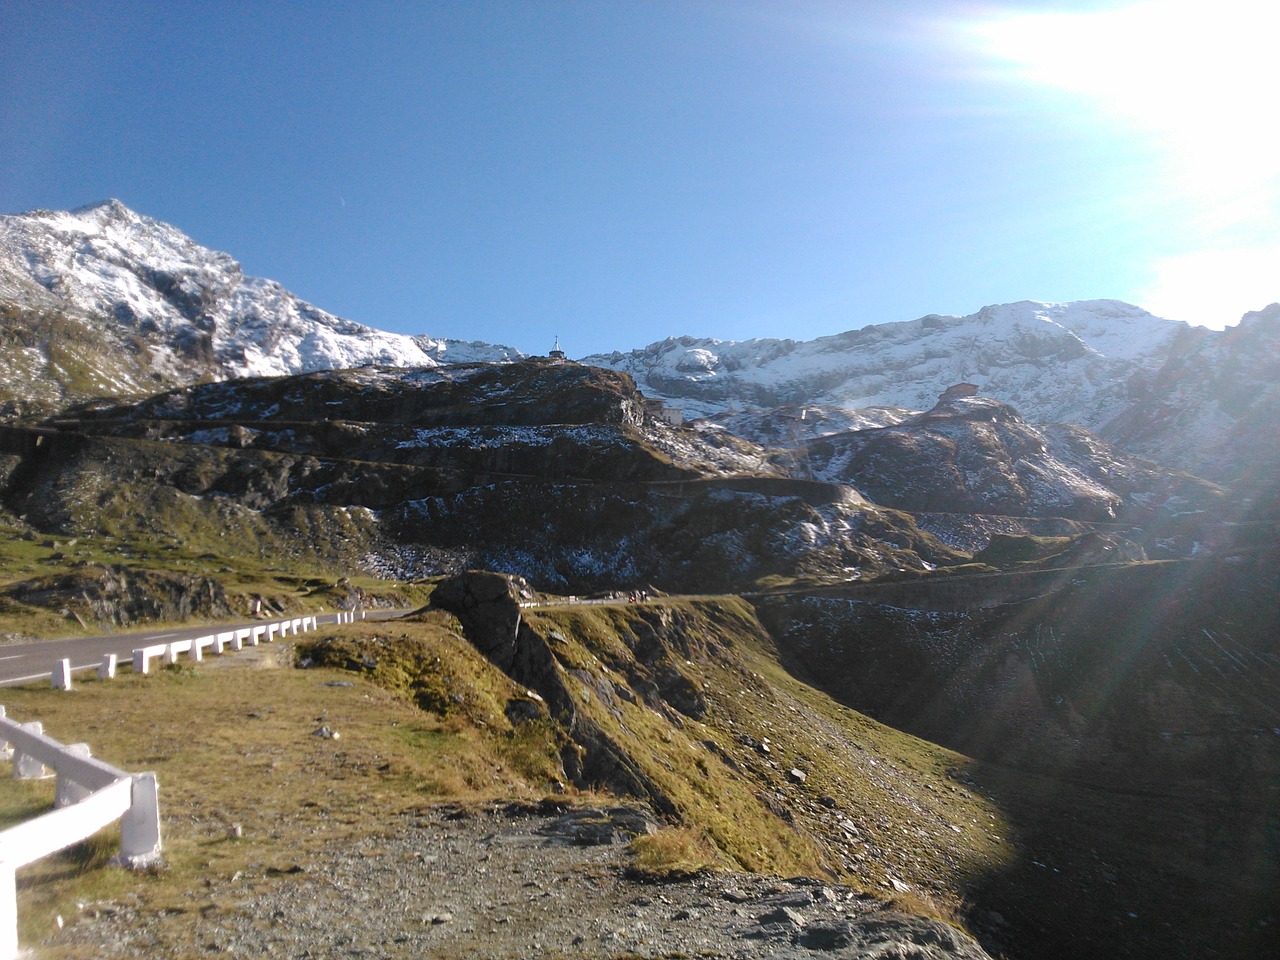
[52, 802, 994, 959]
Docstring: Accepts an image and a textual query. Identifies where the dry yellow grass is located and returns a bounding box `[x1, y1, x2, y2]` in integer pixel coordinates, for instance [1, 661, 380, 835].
[626, 826, 720, 879]
[0, 626, 566, 952]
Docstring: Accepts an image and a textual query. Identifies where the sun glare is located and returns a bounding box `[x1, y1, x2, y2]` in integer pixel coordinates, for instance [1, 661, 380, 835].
[956, 1, 1280, 327]
[970, 1, 1279, 190]
[1142, 245, 1280, 328]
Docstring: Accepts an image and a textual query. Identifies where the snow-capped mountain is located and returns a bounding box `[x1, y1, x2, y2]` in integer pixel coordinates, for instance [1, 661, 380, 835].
[0, 199, 521, 401]
[3, 201, 1277, 486]
[1103, 303, 1280, 485]
[583, 300, 1185, 432]
[585, 299, 1280, 484]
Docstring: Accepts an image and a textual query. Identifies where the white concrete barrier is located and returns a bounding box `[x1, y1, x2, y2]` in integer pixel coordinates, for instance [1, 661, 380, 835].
[48, 614, 345, 688]
[0, 708, 161, 960]
[131, 643, 166, 676]
[51, 659, 72, 691]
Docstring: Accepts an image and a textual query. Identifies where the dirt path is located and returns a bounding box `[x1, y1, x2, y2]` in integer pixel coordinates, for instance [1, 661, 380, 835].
[51, 802, 994, 959]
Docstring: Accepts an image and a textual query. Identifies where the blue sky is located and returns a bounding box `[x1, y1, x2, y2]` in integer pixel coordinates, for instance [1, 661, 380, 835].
[2, 1, 1276, 357]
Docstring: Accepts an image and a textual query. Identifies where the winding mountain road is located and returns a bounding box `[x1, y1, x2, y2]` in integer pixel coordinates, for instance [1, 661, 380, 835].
[0, 610, 406, 687]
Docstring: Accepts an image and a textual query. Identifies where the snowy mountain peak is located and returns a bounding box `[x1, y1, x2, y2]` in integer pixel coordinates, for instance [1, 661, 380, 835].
[0, 201, 523, 384]
[584, 299, 1189, 430]
[72, 197, 149, 223]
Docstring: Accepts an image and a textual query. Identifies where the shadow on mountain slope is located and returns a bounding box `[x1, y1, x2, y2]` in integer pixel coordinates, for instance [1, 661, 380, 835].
[755, 552, 1280, 959]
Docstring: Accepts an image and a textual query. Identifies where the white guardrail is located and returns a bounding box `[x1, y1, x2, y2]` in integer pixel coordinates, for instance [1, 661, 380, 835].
[49, 615, 330, 690]
[0, 707, 161, 960]
[3, 610, 363, 957]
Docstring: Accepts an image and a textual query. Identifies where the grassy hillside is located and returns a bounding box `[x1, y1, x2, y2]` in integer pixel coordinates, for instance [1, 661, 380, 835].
[1, 596, 1015, 956]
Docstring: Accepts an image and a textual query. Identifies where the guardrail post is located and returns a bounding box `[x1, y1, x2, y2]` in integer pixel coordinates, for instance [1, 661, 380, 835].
[99, 653, 117, 680]
[13, 722, 47, 780]
[51, 659, 72, 690]
[191, 638, 203, 663]
[1, 863, 17, 960]
[53, 744, 94, 808]
[118, 773, 162, 866]
[132, 649, 149, 675]
[0, 707, 7, 760]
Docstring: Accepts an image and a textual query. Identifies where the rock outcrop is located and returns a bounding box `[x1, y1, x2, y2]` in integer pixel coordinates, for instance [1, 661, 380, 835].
[802, 395, 1224, 524]
[429, 571, 674, 808]
[4, 564, 235, 627]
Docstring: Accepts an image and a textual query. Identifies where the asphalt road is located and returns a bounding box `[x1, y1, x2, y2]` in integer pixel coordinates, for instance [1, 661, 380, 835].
[0, 610, 407, 687]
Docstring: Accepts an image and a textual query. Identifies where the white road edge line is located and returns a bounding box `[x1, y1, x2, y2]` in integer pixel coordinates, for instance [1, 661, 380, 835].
[0, 672, 56, 686]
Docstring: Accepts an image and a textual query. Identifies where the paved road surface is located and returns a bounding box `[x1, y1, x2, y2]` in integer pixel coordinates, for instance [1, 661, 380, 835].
[0, 610, 407, 687]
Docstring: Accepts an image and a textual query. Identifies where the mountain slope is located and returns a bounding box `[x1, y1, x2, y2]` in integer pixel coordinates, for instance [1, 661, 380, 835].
[584, 300, 1184, 429]
[5, 359, 962, 594]
[801, 393, 1225, 525]
[0, 200, 522, 414]
[1103, 303, 1280, 484]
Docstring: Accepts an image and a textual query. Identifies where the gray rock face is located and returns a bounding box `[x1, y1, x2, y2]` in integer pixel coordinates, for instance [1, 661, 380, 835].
[428, 570, 528, 673]
[3, 564, 234, 627]
[802, 395, 1222, 524]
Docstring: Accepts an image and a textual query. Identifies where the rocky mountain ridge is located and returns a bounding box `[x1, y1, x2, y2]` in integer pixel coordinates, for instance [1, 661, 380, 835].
[585, 299, 1182, 426]
[0, 200, 522, 415]
[9, 359, 963, 593]
[585, 301, 1280, 486]
[800, 393, 1225, 529]
[4, 201, 1279, 488]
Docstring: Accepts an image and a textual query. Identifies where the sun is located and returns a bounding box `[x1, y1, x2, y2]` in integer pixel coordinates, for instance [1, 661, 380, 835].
[968, 1, 1279, 191]
[950, 1, 1280, 327]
